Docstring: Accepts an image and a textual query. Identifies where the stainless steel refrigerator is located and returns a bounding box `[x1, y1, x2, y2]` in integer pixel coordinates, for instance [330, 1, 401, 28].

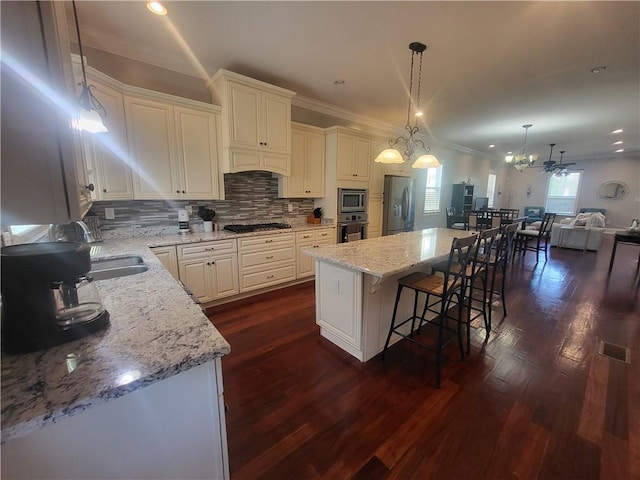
[382, 175, 415, 235]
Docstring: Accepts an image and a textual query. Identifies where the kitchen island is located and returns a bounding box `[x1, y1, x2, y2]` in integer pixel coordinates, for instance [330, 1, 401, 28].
[303, 228, 475, 362]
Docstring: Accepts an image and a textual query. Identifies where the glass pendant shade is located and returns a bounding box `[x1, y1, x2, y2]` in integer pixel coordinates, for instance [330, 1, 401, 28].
[412, 153, 441, 169]
[374, 148, 405, 164]
[78, 107, 108, 133]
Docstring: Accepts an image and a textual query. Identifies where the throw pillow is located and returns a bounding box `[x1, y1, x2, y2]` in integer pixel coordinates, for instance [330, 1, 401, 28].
[528, 208, 540, 216]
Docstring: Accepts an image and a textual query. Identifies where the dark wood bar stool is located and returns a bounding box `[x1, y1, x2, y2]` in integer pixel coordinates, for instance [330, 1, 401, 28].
[382, 234, 478, 388]
[488, 222, 519, 328]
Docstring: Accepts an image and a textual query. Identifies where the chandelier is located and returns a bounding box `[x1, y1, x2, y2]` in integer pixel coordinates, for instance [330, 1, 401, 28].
[72, 1, 108, 133]
[374, 42, 440, 169]
[505, 124, 537, 171]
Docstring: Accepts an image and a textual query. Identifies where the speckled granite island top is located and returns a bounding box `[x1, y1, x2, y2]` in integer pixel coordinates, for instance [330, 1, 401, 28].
[1, 224, 333, 443]
[304, 228, 475, 279]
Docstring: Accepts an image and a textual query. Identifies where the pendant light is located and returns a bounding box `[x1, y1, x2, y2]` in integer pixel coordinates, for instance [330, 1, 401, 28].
[505, 124, 537, 171]
[374, 42, 440, 169]
[72, 1, 108, 133]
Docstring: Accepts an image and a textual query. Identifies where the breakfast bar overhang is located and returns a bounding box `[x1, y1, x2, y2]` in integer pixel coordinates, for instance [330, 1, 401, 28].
[303, 228, 476, 362]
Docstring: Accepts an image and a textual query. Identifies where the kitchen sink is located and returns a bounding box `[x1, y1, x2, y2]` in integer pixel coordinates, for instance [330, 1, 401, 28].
[90, 255, 148, 281]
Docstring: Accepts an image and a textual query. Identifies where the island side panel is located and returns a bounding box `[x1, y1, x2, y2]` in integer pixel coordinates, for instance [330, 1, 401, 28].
[315, 260, 363, 360]
[1, 359, 229, 480]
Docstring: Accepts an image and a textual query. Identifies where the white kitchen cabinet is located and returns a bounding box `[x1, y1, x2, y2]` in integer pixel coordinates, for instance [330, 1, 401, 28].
[125, 95, 179, 199]
[150, 245, 179, 280]
[2, 360, 229, 480]
[174, 105, 221, 200]
[279, 123, 325, 198]
[178, 240, 239, 302]
[210, 69, 295, 176]
[367, 197, 383, 238]
[125, 94, 222, 200]
[83, 75, 133, 201]
[335, 131, 371, 182]
[296, 228, 335, 278]
[238, 232, 296, 292]
[1, 1, 92, 226]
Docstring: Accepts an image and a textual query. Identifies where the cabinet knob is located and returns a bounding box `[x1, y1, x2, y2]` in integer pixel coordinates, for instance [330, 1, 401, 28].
[205, 247, 216, 251]
[176, 190, 180, 194]
[182, 190, 186, 194]
[266, 255, 274, 259]
[267, 275, 274, 279]
[265, 239, 273, 243]
[102, 188, 107, 193]
[85, 183, 95, 192]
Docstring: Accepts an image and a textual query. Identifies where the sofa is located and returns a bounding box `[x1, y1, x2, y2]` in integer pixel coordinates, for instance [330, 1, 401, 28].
[550, 210, 606, 251]
[524, 206, 545, 224]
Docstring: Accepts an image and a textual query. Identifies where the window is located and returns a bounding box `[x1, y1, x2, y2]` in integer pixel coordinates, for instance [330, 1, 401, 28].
[546, 172, 582, 215]
[423, 166, 443, 214]
[486, 174, 497, 208]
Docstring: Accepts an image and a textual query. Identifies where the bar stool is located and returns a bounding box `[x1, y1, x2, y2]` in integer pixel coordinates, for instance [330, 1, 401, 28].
[464, 227, 500, 352]
[487, 222, 519, 329]
[382, 233, 477, 388]
[514, 213, 557, 262]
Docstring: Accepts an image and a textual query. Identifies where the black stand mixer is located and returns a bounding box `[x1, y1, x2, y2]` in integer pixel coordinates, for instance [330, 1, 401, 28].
[1, 242, 110, 354]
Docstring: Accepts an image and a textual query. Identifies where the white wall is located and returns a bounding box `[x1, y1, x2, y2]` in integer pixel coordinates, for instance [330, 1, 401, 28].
[504, 155, 640, 228]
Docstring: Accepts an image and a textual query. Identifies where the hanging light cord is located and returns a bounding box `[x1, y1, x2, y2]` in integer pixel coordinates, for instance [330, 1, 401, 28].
[72, 0, 106, 118]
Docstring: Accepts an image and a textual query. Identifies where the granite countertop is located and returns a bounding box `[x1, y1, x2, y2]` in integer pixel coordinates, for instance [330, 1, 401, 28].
[1, 223, 335, 442]
[303, 227, 476, 279]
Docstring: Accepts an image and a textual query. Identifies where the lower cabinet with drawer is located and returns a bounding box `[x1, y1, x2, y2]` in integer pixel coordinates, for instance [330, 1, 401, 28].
[296, 227, 336, 279]
[238, 232, 295, 293]
[177, 239, 239, 303]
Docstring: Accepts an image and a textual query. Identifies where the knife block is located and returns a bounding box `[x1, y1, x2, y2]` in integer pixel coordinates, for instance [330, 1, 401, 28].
[307, 214, 321, 224]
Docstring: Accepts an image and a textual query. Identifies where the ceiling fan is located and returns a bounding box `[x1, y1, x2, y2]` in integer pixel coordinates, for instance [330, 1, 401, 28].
[540, 143, 576, 175]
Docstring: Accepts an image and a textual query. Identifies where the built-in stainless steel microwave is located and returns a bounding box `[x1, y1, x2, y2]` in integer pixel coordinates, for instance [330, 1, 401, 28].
[338, 188, 367, 214]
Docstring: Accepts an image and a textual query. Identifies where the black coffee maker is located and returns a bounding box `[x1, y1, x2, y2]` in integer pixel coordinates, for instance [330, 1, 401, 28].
[1, 242, 110, 354]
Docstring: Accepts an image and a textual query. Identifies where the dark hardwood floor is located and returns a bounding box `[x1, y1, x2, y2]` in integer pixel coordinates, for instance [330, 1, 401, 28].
[207, 235, 640, 480]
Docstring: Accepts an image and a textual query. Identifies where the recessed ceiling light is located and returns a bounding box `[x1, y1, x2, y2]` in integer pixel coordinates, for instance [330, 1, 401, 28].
[611, 129, 623, 134]
[590, 65, 608, 74]
[615, 149, 624, 153]
[488, 144, 495, 148]
[147, 2, 167, 15]
[613, 141, 623, 145]
[507, 151, 512, 155]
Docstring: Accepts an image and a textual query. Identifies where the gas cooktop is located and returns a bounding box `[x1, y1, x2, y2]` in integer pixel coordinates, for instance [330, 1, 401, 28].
[223, 223, 292, 233]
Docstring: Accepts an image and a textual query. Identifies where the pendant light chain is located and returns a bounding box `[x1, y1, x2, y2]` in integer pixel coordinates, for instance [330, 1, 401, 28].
[72, 1, 89, 88]
[414, 51, 423, 128]
[406, 51, 415, 127]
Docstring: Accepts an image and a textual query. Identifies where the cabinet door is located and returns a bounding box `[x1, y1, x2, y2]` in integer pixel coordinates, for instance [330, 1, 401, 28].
[151, 246, 179, 280]
[353, 137, 371, 180]
[125, 96, 179, 199]
[306, 131, 325, 197]
[261, 91, 291, 154]
[369, 140, 387, 197]
[179, 257, 213, 303]
[90, 80, 133, 200]
[287, 129, 307, 196]
[174, 106, 219, 200]
[211, 254, 239, 299]
[368, 197, 383, 238]
[336, 133, 355, 180]
[296, 239, 315, 279]
[228, 82, 260, 149]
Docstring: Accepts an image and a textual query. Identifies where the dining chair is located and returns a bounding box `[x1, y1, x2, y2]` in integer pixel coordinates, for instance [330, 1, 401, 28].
[514, 213, 557, 262]
[382, 233, 478, 388]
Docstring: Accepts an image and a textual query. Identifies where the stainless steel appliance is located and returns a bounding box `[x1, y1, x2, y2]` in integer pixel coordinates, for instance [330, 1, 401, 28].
[337, 188, 368, 243]
[338, 188, 367, 214]
[1, 242, 110, 354]
[382, 175, 415, 235]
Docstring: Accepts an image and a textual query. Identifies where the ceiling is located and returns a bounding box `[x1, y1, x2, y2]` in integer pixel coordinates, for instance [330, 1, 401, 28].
[72, 1, 639, 163]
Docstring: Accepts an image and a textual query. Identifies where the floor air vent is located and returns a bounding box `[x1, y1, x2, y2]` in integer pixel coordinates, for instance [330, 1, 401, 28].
[599, 341, 630, 364]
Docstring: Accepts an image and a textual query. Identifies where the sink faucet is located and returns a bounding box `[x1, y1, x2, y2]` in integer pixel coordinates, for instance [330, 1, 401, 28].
[73, 221, 96, 243]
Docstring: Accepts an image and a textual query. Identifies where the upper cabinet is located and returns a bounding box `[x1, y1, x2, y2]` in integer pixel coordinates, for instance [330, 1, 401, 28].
[124, 93, 222, 201]
[1, 1, 92, 225]
[278, 123, 325, 198]
[210, 69, 295, 176]
[334, 131, 371, 182]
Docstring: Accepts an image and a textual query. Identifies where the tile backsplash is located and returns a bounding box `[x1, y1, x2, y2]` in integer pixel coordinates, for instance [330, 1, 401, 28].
[89, 172, 316, 236]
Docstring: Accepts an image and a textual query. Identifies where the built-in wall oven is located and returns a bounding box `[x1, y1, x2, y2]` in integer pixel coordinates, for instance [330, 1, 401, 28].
[337, 188, 368, 243]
